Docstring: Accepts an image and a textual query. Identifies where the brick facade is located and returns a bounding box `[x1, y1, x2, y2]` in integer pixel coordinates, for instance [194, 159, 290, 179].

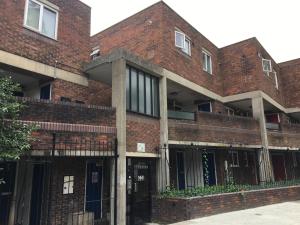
[0, 0, 91, 75]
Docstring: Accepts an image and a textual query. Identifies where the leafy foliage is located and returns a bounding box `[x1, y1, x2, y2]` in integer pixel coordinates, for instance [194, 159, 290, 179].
[160, 179, 300, 198]
[0, 77, 35, 160]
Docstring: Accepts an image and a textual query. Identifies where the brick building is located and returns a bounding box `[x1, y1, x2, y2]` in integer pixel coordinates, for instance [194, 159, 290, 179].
[1, 1, 300, 225]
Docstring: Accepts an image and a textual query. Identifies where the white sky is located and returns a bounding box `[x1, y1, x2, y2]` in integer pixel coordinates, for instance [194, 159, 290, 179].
[80, 0, 300, 63]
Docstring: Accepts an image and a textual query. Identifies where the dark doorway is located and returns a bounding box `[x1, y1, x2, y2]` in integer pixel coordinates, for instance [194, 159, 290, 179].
[203, 153, 216, 186]
[126, 158, 155, 225]
[85, 162, 103, 220]
[0, 162, 16, 225]
[176, 151, 186, 190]
[29, 164, 45, 225]
[272, 154, 286, 181]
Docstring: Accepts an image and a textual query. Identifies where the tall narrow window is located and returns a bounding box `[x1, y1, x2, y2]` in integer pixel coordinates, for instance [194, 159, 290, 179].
[138, 71, 145, 113]
[130, 68, 138, 112]
[24, 0, 58, 39]
[262, 59, 272, 75]
[202, 50, 212, 74]
[274, 70, 279, 89]
[126, 65, 159, 117]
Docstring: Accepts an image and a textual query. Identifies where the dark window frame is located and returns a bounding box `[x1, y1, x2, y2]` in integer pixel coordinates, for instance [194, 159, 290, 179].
[126, 65, 160, 118]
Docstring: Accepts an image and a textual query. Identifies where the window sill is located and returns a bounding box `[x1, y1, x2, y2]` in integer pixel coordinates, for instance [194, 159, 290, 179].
[203, 70, 213, 76]
[126, 110, 160, 120]
[175, 48, 192, 59]
[23, 25, 57, 42]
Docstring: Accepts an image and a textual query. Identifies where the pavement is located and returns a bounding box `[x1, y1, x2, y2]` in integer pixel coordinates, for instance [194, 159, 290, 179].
[170, 201, 300, 225]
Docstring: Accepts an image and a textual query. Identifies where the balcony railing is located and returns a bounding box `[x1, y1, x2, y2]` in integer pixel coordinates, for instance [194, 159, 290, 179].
[168, 110, 195, 121]
[168, 111, 261, 145]
[266, 123, 280, 130]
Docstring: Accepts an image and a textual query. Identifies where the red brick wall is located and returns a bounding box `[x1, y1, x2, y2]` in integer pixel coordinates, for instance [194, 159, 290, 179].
[220, 38, 284, 104]
[280, 59, 300, 108]
[0, 0, 91, 75]
[91, 2, 164, 65]
[51, 79, 112, 106]
[126, 113, 160, 153]
[152, 185, 300, 224]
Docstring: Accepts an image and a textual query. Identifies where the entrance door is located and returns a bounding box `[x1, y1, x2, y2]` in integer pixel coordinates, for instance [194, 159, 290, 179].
[85, 162, 103, 220]
[127, 158, 154, 225]
[0, 162, 16, 225]
[203, 153, 216, 186]
[176, 151, 186, 190]
[272, 154, 286, 181]
[29, 164, 46, 225]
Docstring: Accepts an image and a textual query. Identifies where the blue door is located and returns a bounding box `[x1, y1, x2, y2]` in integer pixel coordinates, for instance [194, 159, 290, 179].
[85, 162, 103, 220]
[176, 152, 186, 190]
[203, 153, 216, 186]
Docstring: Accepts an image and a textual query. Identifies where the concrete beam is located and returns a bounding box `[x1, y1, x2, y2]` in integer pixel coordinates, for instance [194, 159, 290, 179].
[0, 50, 88, 86]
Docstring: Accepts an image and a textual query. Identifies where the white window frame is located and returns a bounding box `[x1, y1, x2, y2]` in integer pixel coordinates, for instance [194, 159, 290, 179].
[175, 30, 191, 56]
[262, 58, 272, 74]
[24, 0, 59, 40]
[202, 49, 212, 74]
[274, 70, 279, 90]
[229, 151, 239, 167]
[63, 175, 74, 195]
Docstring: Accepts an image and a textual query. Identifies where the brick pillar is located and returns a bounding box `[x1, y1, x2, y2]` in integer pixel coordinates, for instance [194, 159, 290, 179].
[252, 97, 274, 183]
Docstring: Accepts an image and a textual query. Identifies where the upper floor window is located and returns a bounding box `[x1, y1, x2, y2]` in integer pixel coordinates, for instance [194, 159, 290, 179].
[262, 59, 272, 74]
[202, 50, 212, 74]
[24, 0, 58, 39]
[175, 31, 191, 56]
[273, 69, 279, 90]
[198, 102, 212, 112]
[126, 65, 160, 117]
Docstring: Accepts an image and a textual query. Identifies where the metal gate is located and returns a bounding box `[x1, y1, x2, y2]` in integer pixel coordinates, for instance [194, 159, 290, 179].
[0, 132, 118, 225]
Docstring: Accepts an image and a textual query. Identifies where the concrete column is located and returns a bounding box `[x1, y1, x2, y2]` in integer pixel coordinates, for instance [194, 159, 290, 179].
[111, 59, 127, 225]
[252, 97, 274, 183]
[157, 75, 170, 191]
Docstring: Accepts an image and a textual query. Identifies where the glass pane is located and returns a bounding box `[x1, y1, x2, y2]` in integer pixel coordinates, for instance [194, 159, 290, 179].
[207, 55, 212, 73]
[152, 78, 159, 116]
[130, 69, 138, 112]
[42, 7, 56, 38]
[126, 67, 130, 110]
[202, 53, 207, 70]
[26, 0, 40, 30]
[183, 39, 190, 55]
[145, 75, 152, 115]
[138, 72, 145, 113]
[175, 31, 184, 48]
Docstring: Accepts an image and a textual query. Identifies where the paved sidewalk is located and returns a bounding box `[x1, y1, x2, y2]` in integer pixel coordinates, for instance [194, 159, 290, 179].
[171, 201, 300, 225]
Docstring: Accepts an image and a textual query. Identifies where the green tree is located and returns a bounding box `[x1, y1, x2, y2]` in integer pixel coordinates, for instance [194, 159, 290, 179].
[0, 77, 35, 160]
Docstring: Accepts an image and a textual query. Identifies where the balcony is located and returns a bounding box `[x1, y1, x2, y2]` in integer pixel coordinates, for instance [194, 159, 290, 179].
[268, 123, 300, 148]
[168, 111, 261, 146]
[19, 97, 116, 127]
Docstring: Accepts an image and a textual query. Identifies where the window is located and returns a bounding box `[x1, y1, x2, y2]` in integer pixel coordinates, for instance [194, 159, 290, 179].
[175, 31, 191, 56]
[126, 65, 159, 117]
[244, 152, 249, 167]
[274, 70, 279, 89]
[90, 48, 100, 60]
[202, 50, 212, 74]
[40, 84, 51, 100]
[198, 102, 212, 112]
[63, 175, 74, 194]
[24, 0, 58, 39]
[229, 151, 239, 167]
[293, 152, 298, 167]
[262, 59, 272, 74]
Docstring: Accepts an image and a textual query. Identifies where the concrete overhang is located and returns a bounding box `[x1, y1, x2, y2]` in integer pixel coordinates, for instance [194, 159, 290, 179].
[83, 49, 163, 85]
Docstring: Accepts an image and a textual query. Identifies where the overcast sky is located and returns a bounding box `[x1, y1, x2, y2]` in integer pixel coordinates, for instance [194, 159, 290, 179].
[80, 0, 300, 63]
